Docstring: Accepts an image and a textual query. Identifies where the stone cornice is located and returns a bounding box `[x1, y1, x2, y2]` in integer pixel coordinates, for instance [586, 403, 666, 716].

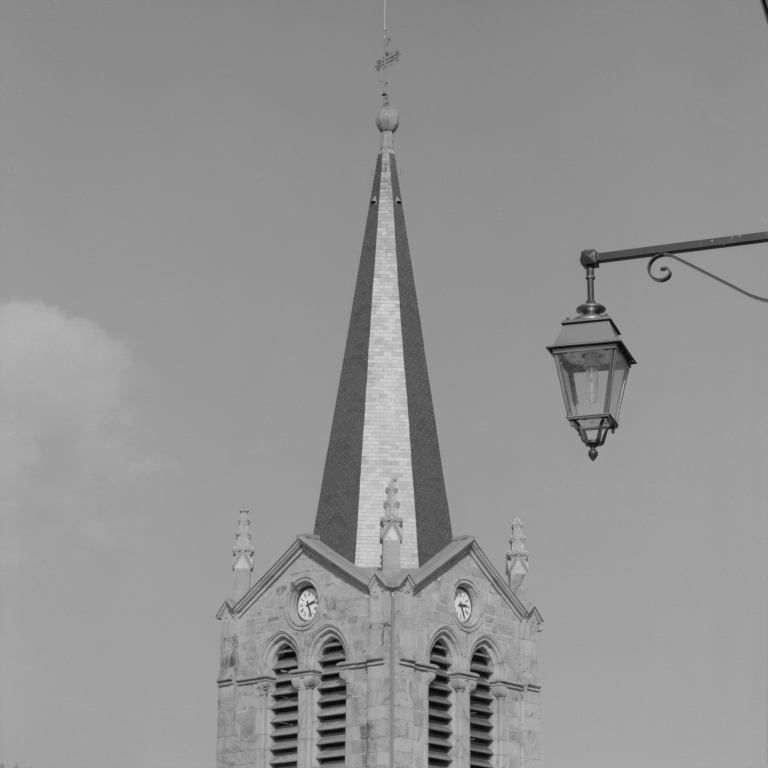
[219, 533, 544, 626]
[337, 657, 385, 671]
[229, 534, 371, 617]
[231, 540, 304, 616]
[410, 536, 543, 626]
[488, 677, 542, 694]
[410, 536, 473, 592]
[399, 658, 440, 676]
[235, 673, 275, 688]
[215, 598, 235, 620]
[467, 541, 538, 624]
[295, 535, 373, 592]
[526, 605, 544, 626]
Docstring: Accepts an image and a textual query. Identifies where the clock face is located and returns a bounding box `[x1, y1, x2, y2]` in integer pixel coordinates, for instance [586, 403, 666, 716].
[297, 588, 318, 621]
[454, 589, 472, 623]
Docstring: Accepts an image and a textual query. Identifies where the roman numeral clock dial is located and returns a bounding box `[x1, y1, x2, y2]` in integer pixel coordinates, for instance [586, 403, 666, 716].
[454, 588, 472, 624]
[297, 588, 318, 621]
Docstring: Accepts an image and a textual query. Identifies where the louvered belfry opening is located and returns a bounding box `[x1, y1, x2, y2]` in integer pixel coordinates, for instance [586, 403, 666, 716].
[428, 640, 453, 767]
[469, 647, 494, 768]
[270, 644, 299, 767]
[317, 638, 347, 767]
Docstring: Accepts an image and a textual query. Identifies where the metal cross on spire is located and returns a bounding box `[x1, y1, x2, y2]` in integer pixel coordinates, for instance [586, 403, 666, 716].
[375, 0, 400, 106]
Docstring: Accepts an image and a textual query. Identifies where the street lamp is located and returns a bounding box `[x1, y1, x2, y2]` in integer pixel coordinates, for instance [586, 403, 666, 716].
[548, 231, 768, 460]
[547, 266, 635, 461]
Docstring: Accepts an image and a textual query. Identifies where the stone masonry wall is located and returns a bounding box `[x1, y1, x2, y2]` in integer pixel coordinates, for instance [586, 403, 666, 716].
[217, 549, 540, 768]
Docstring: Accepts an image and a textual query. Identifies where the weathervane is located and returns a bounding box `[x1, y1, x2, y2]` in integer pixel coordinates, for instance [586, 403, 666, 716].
[375, 0, 400, 106]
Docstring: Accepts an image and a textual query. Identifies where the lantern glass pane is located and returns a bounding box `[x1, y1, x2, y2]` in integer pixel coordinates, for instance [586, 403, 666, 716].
[554, 347, 615, 418]
[579, 418, 607, 444]
[608, 349, 630, 423]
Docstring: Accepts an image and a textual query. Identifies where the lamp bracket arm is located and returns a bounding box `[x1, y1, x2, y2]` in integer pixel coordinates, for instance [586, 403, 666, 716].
[648, 252, 768, 303]
[592, 231, 768, 264]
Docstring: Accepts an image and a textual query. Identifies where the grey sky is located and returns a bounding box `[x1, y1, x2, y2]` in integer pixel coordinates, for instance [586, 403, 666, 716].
[1, 2, 766, 767]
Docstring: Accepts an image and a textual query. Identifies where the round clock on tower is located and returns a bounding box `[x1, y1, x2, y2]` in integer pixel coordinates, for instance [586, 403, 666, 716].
[297, 588, 317, 621]
[454, 588, 472, 623]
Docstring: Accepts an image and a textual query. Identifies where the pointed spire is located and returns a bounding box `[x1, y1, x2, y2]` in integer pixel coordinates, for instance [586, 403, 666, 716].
[232, 509, 254, 600]
[313, 102, 452, 567]
[506, 518, 529, 594]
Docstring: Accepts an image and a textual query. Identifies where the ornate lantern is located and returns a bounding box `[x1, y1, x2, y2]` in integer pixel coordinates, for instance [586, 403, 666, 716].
[547, 266, 636, 460]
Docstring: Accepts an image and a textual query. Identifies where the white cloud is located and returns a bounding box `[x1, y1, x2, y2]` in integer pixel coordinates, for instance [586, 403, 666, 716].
[0, 300, 168, 555]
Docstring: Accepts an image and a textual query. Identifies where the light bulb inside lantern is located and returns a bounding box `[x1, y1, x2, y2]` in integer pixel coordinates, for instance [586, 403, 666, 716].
[584, 352, 599, 405]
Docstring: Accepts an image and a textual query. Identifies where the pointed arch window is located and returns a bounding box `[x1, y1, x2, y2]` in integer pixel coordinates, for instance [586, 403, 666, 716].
[469, 647, 494, 768]
[270, 644, 299, 767]
[428, 639, 453, 767]
[317, 638, 347, 767]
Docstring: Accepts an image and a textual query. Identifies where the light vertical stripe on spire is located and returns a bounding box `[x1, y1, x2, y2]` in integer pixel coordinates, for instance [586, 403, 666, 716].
[355, 145, 417, 567]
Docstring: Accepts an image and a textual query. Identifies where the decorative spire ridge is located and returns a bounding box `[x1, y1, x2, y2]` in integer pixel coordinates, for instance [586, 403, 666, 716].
[232, 509, 254, 600]
[506, 518, 529, 594]
[380, 477, 403, 570]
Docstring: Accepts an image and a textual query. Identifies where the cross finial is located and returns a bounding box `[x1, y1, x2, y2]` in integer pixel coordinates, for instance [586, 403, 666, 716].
[375, 0, 400, 106]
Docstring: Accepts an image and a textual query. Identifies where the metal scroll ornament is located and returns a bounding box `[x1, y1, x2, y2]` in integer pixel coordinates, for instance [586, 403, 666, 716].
[647, 252, 768, 303]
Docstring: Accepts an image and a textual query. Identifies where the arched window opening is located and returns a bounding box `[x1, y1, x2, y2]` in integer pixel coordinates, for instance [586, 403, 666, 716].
[428, 639, 453, 768]
[469, 647, 494, 768]
[317, 638, 347, 767]
[270, 644, 299, 767]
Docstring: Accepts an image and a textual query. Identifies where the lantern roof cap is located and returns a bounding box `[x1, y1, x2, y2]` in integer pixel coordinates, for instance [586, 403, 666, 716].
[559, 312, 621, 334]
[547, 314, 636, 365]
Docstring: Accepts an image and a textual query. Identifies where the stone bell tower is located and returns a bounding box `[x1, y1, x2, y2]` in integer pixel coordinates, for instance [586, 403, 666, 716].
[216, 40, 543, 768]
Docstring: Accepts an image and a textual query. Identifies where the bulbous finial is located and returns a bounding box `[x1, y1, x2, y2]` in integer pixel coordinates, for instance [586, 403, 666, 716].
[376, 105, 399, 133]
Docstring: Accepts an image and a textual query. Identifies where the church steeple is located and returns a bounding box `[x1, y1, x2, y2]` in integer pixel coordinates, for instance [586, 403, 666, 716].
[217, 32, 543, 767]
[313, 95, 453, 568]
